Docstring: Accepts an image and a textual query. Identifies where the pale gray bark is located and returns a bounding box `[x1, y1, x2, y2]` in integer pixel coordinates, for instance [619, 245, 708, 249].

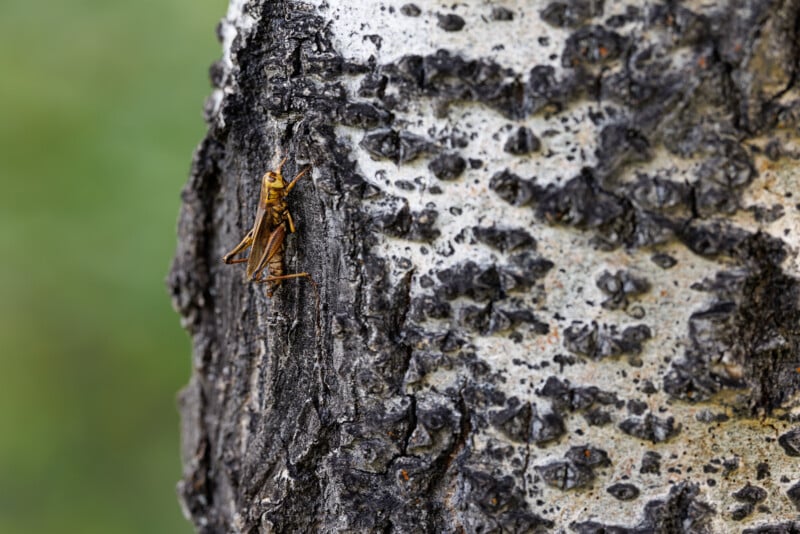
[170, 1, 800, 532]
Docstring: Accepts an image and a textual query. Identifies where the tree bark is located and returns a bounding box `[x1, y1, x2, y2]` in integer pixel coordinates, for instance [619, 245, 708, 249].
[169, 1, 800, 532]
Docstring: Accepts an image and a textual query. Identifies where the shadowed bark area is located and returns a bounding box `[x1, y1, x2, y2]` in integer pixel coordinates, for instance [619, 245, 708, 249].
[170, 1, 800, 532]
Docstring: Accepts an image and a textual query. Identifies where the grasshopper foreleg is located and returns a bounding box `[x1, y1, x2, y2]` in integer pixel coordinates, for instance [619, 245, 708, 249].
[285, 166, 311, 194]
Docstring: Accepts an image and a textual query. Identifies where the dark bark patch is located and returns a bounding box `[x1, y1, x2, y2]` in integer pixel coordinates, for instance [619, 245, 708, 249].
[489, 169, 541, 206]
[540, 1, 604, 28]
[370, 195, 411, 237]
[360, 128, 433, 164]
[437, 13, 465, 32]
[640, 451, 661, 475]
[731, 503, 754, 521]
[749, 203, 785, 223]
[536, 169, 626, 229]
[528, 65, 573, 115]
[595, 124, 652, 176]
[409, 294, 452, 321]
[537, 376, 619, 414]
[537, 443, 610, 491]
[675, 222, 751, 259]
[537, 460, 593, 490]
[756, 462, 770, 480]
[503, 127, 541, 155]
[491, 400, 532, 442]
[596, 269, 650, 311]
[743, 522, 800, 534]
[358, 72, 388, 98]
[732, 483, 767, 504]
[459, 468, 554, 532]
[394, 179, 415, 191]
[572, 482, 713, 533]
[400, 3, 421, 17]
[787, 482, 800, 511]
[459, 304, 548, 336]
[583, 408, 611, 426]
[338, 102, 392, 129]
[630, 175, 690, 213]
[209, 60, 225, 88]
[379, 50, 536, 118]
[618, 413, 680, 443]
[499, 252, 554, 290]
[564, 445, 610, 468]
[363, 34, 382, 50]
[436, 262, 504, 302]
[562, 25, 627, 67]
[562, 321, 652, 361]
[435, 254, 552, 303]
[606, 482, 640, 501]
[530, 405, 566, 444]
[407, 208, 441, 241]
[473, 225, 536, 253]
[779, 428, 800, 457]
[428, 152, 466, 180]
[722, 456, 740, 476]
[626, 399, 647, 416]
[665, 233, 800, 413]
[650, 252, 677, 269]
[605, 7, 639, 28]
[491, 7, 514, 21]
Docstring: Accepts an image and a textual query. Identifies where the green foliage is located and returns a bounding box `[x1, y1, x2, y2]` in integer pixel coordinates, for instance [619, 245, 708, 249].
[0, 1, 223, 532]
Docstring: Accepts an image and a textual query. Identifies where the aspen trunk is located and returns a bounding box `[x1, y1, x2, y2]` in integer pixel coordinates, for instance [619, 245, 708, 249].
[169, 1, 800, 531]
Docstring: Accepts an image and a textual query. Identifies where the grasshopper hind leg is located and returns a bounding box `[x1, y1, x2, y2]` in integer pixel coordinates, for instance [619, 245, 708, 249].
[222, 229, 255, 264]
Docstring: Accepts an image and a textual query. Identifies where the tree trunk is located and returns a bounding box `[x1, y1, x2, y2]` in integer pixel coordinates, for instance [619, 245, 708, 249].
[169, 1, 800, 532]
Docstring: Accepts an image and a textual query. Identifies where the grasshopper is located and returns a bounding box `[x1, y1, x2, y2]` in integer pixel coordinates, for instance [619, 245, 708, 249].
[222, 157, 316, 297]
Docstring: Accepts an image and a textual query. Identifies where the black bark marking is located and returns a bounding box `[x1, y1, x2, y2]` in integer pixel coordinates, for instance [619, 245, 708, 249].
[400, 4, 420, 17]
[606, 482, 640, 501]
[428, 152, 466, 180]
[618, 413, 680, 443]
[540, 1, 604, 28]
[503, 127, 541, 155]
[595, 269, 650, 311]
[360, 128, 433, 164]
[779, 427, 800, 457]
[639, 451, 661, 475]
[491, 7, 514, 21]
[572, 482, 714, 532]
[473, 225, 536, 253]
[437, 13, 465, 32]
[664, 233, 800, 414]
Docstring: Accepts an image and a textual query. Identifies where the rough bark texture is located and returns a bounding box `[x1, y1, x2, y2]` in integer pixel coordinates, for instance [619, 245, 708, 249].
[170, 1, 800, 532]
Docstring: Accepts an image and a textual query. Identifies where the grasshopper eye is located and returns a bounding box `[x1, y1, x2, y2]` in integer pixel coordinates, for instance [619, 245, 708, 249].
[267, 174, 276, 182]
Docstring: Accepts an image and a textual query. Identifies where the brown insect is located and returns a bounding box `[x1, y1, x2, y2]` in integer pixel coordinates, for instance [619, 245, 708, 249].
[222, 157, 316, 297]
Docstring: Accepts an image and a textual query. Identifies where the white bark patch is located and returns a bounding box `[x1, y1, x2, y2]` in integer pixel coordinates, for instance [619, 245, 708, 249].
[314, 0, 569, 76]
[208, 0, 263, 127]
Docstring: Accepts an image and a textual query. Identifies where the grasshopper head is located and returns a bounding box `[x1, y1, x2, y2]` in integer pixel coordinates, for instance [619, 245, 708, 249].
[262, 156, 289, 190]
[263, 169, 287, 189]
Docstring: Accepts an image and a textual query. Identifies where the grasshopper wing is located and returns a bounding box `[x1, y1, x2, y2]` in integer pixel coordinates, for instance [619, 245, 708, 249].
[246, 206, 272, 279]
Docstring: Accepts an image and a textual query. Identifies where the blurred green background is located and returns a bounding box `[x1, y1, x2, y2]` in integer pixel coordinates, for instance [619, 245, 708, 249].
[0, 1, 224, 532]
